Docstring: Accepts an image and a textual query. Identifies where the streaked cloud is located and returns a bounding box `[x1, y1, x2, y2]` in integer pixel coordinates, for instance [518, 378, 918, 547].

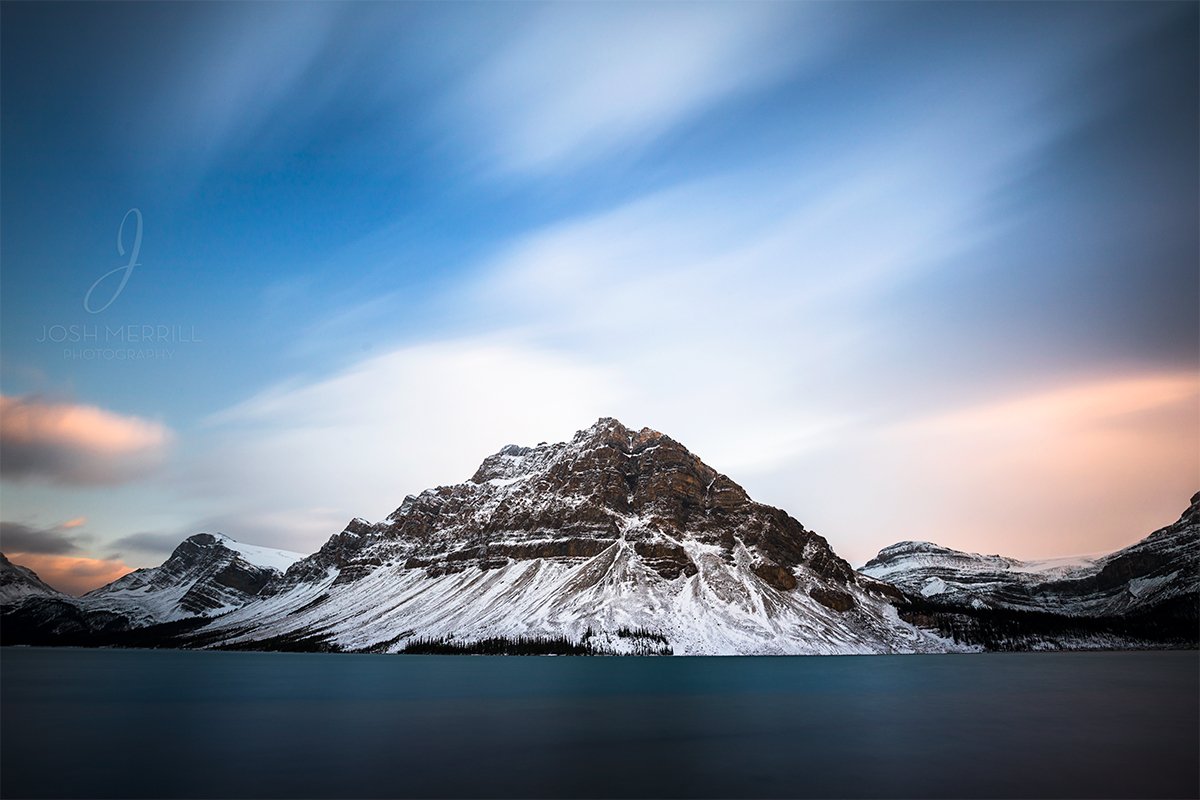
[0, 520, 83, 555]
[454, 3, 832, 174]
[183, 338, 623, 552]
[108, 531, 184, 558]
[0, 395, 172, 485]
[139, 2, 342, 171]
[768, 371, 1200, 564]
[1, 2, 1193, 568]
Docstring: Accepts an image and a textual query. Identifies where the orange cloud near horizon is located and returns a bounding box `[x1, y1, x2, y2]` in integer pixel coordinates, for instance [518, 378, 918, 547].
[871, 370, 1199, 560]
[6, 553, 132, 596]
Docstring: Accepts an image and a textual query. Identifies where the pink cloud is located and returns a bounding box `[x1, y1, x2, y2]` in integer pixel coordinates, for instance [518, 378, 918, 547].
[0, 395, 171, 485]
[870, 371, 1199, 559]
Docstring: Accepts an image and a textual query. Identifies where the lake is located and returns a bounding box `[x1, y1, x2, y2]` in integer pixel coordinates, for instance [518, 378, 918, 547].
[1, 648, 1196, 799]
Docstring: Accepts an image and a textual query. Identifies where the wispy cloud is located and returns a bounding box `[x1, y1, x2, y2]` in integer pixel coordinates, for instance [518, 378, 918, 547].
[846, 371, 1200, 562]
[0, 520, 83, 555]
[182, 338, 623, 552]
[108, 531, 184, 558]
[140, 3, 342, 172]
[7, 2, 1190, 568]
[453, 3, 834, 175]
[0, 395, 172, 485]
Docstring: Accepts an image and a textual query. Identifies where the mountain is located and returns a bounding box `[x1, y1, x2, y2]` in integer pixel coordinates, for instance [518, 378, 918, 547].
[0, 533, 303, 645]
[860, 494, 1199, 649]
[3, 419, 1193, 654]
[0, 553, 63, 604]
[196, 418, 948, 655]
[82, 532, 304, 626]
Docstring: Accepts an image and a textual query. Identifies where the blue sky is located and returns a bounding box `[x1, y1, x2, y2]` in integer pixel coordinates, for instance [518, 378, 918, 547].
[1, 1, 1196, 593]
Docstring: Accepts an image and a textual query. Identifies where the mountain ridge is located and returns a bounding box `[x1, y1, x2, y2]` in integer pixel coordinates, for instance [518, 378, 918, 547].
[861, 493, 1199, 617]
[2, 419, 1195, 654]
[195, 417, 944, 655]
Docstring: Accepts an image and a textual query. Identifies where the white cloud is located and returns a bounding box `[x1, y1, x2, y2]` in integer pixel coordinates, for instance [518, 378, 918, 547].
[455, 3, 833, 174]
[182, 338, 624, 552]
[154, 3, 1190, 562]
[177, 71, 1072, 554]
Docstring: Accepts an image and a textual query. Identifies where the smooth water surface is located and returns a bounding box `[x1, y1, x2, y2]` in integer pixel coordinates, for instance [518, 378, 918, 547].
[2, 648, 1196, 799]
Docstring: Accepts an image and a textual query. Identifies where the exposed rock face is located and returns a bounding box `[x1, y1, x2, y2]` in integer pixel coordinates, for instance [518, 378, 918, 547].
[78, 533, 304, 626]
[9, 418, 1191, 655]
[281, 418, 851, 589]
[861, 493, 1199, 619]
[0, 553, 63, 605]
[200, 418, 949, 655]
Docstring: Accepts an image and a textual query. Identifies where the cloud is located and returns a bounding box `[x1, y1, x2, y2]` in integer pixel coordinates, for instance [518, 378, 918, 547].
[877, 372, 1200, 558]
[4, 554, 132, 597]
[457, 121, 1040, 474]
[108, 531, 184, 558]
[0, 395, 172, 485]
[61, 1, 1189, 567]
[139, 2, 342, 172]
[174, 15, 1144, 557]
[755, 371, 1200, 565]
[0, 521, 83, 555]
[60, 516, 87, 529]
[181, 338, 623, 553]
[454, 3, 832, 174]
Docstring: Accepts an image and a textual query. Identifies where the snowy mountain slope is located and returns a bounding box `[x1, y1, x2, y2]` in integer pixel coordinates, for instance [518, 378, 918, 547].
[5, 419, 1190, 654]
[198, 418, 958, 654]
[861, 493, 1199, 617]
[0, 553, 64, 604]
[81, 533, 303, 626]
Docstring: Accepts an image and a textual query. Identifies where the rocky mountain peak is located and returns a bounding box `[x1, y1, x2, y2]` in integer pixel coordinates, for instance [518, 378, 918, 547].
[570, 416, 666, 451]
[177, 417, 942, 654]
[276, 418, 860, 615]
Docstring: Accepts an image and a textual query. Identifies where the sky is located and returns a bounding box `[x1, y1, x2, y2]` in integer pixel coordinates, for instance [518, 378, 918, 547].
[0, 1, 1196, 595]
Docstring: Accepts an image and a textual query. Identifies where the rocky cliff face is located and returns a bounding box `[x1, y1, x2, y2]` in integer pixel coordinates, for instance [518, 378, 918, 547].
[80, 532, 303, 625]
[8, 419, 1190, 654]
[0, 553, 63, 605]
[861, 493, 1199, 618]
[201, 418, 947, 654]
[1, 533, 304, 645]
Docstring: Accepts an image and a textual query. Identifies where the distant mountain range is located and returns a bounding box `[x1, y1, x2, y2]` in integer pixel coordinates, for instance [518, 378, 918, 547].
[2, 418, 1196, 654]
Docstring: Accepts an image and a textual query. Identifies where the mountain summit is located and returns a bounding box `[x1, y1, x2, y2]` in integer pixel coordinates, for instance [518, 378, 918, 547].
[3, 419, 1194, 654]
[198, 417, 946, 654]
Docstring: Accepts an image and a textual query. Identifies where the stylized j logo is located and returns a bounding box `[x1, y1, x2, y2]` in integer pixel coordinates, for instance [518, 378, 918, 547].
[84, 208, 142, 314]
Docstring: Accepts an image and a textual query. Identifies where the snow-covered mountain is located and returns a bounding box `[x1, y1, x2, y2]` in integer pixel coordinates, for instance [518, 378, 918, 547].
[0, 553, 63, 604]
[861, 493, 1199, 618]
[0, 532, 303, 645]
[199, 418, 951, 655]
[3, 419, 1193, 654]
[82, 532, 304, 626]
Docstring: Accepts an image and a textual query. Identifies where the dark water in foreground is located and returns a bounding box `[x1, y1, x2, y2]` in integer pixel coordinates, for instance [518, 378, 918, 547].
[1, 649, 1196, 799]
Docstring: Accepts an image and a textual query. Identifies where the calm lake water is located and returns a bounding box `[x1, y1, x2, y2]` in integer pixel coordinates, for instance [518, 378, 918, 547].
[1, 648, 1196, 799]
